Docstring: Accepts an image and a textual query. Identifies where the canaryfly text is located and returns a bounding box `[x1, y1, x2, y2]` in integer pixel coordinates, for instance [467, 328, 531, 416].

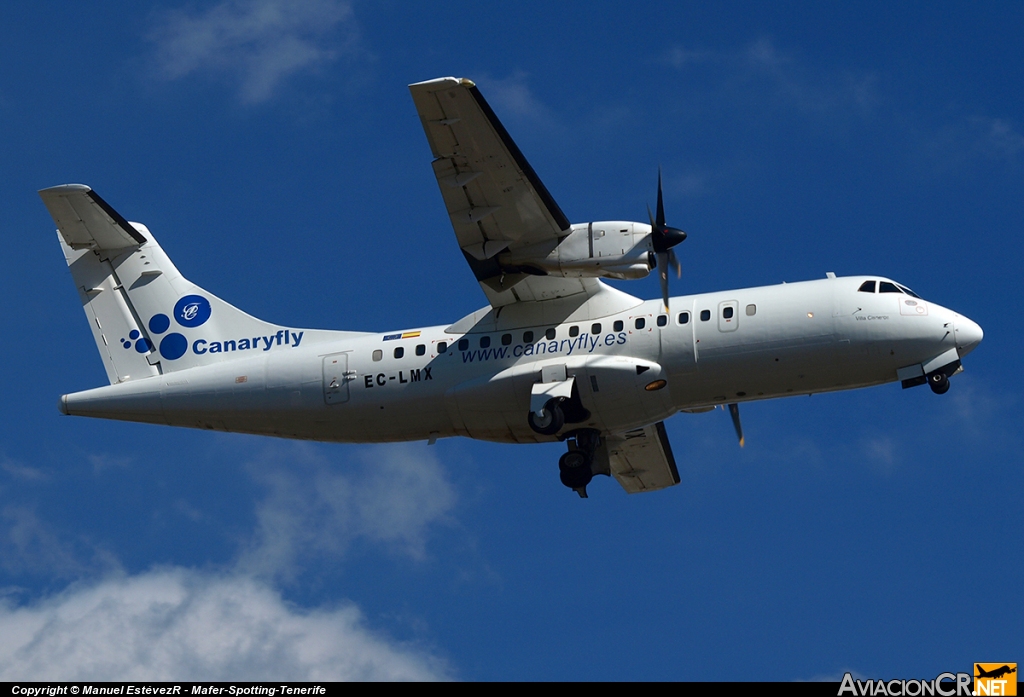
[192, 330, 304, 355]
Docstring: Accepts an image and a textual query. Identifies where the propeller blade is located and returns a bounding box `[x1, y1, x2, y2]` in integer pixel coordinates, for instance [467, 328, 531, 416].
[728, 403, 745, 447]
[657, 251, 670, 311]
[646, 169, 686, 306]
[656, 168, 666, 228]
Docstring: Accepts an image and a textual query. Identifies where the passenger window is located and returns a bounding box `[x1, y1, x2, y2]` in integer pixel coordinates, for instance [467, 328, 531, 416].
[437, 341, 447, 354]
[746, 304, 756, 316]
[879, 281, 900, 293]
[569, 325, 579, 337]
[723, 306, 734, 319]
[635, 318, 646, 330]
[372, 349, 382, 361]
[657, 315, 667, 327]
[858, 281, 877, 293]
[394, 346, 404, 359]
[678, 312, 690, 324]
[700, 310, 711, 321]
[545, 328, 556, 340]
[415, 344, 425, 356]
[523, 331, 534, 343]
[458, 338, 468, 351]
[480, 336, 491, 348]
[501, 333, 512, 346]
[591, 323, 602, 334]
[613, 320, 623, 332]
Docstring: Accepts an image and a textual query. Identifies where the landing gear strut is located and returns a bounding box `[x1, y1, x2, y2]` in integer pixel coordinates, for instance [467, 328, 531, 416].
[559, 430, 601, 498]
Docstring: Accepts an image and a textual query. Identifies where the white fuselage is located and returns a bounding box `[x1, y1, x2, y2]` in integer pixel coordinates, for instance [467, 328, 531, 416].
[60, 275, 982, 444]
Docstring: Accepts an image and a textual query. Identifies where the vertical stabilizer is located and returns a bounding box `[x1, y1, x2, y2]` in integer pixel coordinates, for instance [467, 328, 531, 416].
[41, 185, 302, 384]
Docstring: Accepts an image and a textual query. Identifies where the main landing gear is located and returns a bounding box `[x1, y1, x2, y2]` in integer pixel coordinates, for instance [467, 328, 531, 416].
[527, 397, 565, 436]
[528, 397, 600, 498]
[558, 430, 601, 499]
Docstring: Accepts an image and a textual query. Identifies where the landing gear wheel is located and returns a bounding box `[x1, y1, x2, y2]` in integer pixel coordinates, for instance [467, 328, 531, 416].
[929, 372, 950, 395]
[558, 450, 593, 489]
[528, 399, 565, 435]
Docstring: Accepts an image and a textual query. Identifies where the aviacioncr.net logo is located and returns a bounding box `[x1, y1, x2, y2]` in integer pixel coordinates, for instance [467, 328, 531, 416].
[119, 294, 211, 361]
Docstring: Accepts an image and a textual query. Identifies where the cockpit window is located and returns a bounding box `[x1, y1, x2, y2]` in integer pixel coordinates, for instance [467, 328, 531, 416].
[858, 281, 876, 293]
[879, 281, 901, 293]
[896, 283, 921, 299]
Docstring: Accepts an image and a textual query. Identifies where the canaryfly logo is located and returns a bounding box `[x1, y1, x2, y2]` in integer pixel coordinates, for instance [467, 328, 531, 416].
[460, 332, 628, 364]
[119, 294, 304, 361]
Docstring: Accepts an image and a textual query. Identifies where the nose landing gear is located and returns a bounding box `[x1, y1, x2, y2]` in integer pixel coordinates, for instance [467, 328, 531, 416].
[928, 372, 950, 394]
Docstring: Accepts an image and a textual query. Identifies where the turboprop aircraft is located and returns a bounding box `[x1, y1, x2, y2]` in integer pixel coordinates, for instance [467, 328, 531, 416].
[41, 76, 983, 498]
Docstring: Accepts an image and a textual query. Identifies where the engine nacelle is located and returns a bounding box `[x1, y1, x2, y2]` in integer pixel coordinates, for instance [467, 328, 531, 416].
[499, 221, 655, 280]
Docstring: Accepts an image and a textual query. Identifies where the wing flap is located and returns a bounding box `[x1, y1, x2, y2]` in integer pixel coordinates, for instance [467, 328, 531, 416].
[602, 422, 680, 494]
[39, 185, 146, 252]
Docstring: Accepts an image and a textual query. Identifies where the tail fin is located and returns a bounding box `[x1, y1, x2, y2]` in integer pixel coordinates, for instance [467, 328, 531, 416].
[41, 185, 296, 384]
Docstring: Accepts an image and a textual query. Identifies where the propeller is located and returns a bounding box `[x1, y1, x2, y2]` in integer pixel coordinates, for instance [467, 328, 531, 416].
[727, 403, 745, 448]
[647, 169, 687, 311]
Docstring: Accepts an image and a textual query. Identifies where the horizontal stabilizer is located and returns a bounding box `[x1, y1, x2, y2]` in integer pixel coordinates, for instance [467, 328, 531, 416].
[39, 184, 146, 252]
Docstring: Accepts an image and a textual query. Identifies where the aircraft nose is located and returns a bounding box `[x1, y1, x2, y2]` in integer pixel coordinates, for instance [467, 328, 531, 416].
[955, 316, 984, 357]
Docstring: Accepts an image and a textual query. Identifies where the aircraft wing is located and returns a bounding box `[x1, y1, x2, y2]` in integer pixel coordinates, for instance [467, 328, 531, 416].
[600, 422, 680, 494]
[409, 77, 597, 307]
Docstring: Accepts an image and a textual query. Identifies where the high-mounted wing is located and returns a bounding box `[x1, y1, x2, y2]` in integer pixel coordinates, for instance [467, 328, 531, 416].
[410, 77, 598, 307]
[599, 422, 680, 494]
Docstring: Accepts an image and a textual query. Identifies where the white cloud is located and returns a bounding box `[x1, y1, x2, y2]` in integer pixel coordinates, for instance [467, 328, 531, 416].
[663, 38, 879, 118]
[150, 0, 360, 103]
[666, 169, 713, 198]
[240, 443, 457, 580]
[0, 506, 96, 578]
[477, 72, 556, 125]
[979, 117, 1024, 159]
[861, 436, 898, 475]
[663, 46, 716, 69]
[1, 458, 48, 482]
[918, 115, 1024, 171]
[0, 568, 449, 681]
[0, 443, 458, 678]
[87, 452, 133, 474]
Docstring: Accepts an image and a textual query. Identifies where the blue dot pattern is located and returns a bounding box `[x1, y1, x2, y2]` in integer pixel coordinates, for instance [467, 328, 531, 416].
[149, 314, 170, 334]
[160, 333, 188, 360]
[134, 297, 211, 360]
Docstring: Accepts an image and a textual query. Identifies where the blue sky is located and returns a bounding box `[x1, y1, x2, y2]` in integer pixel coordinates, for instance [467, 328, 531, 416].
[1, 0, 1021, 681]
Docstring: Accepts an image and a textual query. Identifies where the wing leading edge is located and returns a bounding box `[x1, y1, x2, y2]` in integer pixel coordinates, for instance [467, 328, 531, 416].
[410, 77, 602, 307]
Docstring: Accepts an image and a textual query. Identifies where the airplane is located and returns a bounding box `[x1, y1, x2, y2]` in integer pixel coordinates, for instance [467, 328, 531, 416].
[976, 665, 1016, 680]
[40, 76, 983, 498]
